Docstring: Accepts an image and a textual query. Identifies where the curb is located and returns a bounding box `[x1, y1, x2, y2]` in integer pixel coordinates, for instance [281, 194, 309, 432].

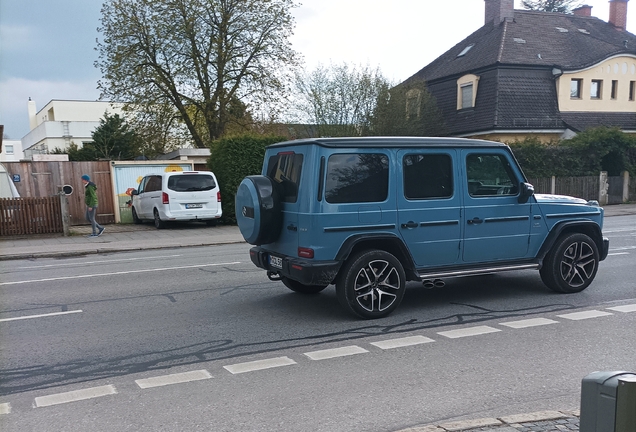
[395, 410, 580, 432]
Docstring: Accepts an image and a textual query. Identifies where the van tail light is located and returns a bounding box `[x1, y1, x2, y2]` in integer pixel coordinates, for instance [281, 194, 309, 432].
[217, 191, 221, 202]
[162, 192, 169, 204]
[298, 247, 314, 259]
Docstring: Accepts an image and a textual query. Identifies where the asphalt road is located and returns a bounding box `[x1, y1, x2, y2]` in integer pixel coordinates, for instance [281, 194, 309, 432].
[0, 215, 634, 431]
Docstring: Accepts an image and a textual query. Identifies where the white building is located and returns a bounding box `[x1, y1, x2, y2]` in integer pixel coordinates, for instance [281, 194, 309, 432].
[22, 99, 124, 158]
[0, 139, 24, 162]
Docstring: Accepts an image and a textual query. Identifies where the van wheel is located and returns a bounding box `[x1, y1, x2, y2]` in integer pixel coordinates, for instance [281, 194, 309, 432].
[132, 207, 142, 224]
[281, 276, 327, 294]
[336, 250, 406, 319]
[153, 209, 166, 229]
[235, 175, 282, 245]
[540, 233, 599, 293]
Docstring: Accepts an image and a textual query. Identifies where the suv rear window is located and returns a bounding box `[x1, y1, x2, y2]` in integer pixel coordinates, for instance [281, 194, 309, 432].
[167, 174, 216, 192]
[267, 153, 303, 203]
[325, 154, 389, 203]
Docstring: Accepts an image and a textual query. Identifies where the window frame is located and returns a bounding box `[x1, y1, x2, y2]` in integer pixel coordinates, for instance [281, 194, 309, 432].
[570, 78, 583, 99]
[590, 79, 602, 99]
[611, 80, 618, 100]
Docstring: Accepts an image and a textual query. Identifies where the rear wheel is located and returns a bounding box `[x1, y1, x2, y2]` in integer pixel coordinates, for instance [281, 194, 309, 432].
[540, 233, 599, 293]
[153, 209, 166, 229]
[132, 207, 142, 224]
[281, 276, 327, 294]
[336, 250, 406, 319]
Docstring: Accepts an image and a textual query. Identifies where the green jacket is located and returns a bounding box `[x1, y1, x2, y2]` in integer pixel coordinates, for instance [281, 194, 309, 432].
[85, 182, 98, 207]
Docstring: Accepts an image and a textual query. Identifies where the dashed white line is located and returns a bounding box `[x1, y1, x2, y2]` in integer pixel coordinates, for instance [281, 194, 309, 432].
[0, 262, 241, 286]
[607, 304, 636, 313]
[499, 318, 560, 329]
[17, 254, 183, 269]
[557, 310, 613, 320]
[0, 403, 11, 415]
[608, 252, 630, 256]
[34, 385, 117, 408]
[135, 370, 212, 389]
[304, 345, 368, 360]
[223, 356, 296, 374]
[0, 310, 82, 323]
[371, 335, 435, 350]
[437, 325, 501, 339]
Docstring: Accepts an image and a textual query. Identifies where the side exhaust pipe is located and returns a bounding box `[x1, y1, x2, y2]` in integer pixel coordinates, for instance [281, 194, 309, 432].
[422, 279, 445, 289]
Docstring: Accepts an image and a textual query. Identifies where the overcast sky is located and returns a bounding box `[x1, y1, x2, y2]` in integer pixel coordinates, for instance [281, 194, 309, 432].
[1, 0, 634, 140]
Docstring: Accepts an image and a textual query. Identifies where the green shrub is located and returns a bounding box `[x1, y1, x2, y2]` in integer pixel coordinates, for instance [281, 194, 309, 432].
[208, 134, 287, 224]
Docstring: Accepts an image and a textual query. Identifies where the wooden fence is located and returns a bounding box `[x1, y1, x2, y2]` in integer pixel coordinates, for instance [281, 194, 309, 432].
[0, 196, 63, 236]
[2, 161, 115, 226]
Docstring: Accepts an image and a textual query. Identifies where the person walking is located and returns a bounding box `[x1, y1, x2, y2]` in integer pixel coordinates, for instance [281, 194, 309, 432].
[81, 174, 105, 237]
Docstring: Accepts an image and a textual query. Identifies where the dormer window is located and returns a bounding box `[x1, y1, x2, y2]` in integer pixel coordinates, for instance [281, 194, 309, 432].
[590, 80, 602, 99]
[461, 84, 473, 109]
[570, 79, 582, 99]
[457, 74, 479, 110]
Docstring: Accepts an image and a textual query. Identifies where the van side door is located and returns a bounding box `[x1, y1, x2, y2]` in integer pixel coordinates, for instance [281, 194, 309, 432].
[461, 150, 532, 263]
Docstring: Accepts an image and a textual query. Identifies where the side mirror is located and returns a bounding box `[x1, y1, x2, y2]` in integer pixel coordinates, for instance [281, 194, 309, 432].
[131, 190, 139, 196]
[518, 182, 534, 204]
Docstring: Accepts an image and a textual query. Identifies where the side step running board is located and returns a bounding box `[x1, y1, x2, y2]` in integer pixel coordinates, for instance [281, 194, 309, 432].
[417, 263, 539, 280]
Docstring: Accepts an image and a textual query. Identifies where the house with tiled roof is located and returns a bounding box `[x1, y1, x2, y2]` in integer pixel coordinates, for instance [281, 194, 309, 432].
[403, 0, 636, 142]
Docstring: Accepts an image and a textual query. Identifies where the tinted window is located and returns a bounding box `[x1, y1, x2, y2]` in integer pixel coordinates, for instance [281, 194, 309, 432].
[325, 154, 389, 204]
[403, 154, 453, 200]
[267, 153, 303, 203]
[466, 154, 518, 197]
[168, 174, 216, 192]
[145, 176, 162, 192]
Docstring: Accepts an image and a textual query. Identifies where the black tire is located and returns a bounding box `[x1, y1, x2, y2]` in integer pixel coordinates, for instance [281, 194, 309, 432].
[540, 233, 599, 293]
[336, 250, 406, 319]
[235, 175, 282, 245]
[205, 220, 218, 227]
[132, 207, 142, 224]
[281, 276, 327, 294]
[153, 209, 166, 229]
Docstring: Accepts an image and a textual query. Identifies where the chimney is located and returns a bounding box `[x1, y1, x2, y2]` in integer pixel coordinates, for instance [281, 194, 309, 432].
[28, 98, 37, 130]
[609, 0, 629, 30]
[485, 0, 514, 26]
[573, 5, 593, 16]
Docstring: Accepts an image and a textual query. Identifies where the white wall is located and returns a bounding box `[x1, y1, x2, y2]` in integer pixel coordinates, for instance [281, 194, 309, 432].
[1, 139, 24, 161]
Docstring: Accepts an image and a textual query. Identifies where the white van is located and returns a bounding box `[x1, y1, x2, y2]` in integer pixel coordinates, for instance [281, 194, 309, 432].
[131, 171, 222, 228]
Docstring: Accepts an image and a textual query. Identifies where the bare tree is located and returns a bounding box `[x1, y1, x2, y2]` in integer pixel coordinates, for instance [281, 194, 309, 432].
[96, 0, 301, 148]
[522, 0, 582, 13]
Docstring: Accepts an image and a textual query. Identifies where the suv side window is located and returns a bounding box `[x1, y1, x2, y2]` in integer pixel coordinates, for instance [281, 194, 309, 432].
[466, 154, 519, 197]
[267, 153, 303, 203]
[325, 153, 389, 204]
[403, 154, 453, 200]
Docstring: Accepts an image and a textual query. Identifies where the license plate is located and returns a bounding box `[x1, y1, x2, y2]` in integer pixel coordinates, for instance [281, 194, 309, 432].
[269, 255, 283, 269]
[185, 203, 203, 209]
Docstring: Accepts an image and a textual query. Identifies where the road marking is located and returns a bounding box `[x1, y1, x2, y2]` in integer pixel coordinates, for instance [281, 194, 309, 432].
[370, 335, 435, 350]
[304, 345, 368, 361]
[34, 385, 117, 408]
[224, 356, 296, 374]
[608, 252, 630, 256]
[0, 403, 10, 415]
[499, 318, 559, 329]
[437, 325, 501, 339]
[17, 254, 183, 269]
[0, 262, 241, 286]
[135, 370, 212, 388]
[557, 310, 613, 320]
[609, 246, 636, 251]
[0, 310, 82, 323]
[607, 304, 636, 313]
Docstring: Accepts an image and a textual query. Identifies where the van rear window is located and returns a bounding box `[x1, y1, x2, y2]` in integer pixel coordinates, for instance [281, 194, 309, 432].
[167, 174, 216, 192]
[267, 153, 303, 203]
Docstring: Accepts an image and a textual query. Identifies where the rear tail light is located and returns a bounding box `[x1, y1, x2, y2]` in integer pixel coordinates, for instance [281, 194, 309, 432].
[217, 191, 221, 202]
[298, 247, 314, 259]
[162, 192, 169, 204]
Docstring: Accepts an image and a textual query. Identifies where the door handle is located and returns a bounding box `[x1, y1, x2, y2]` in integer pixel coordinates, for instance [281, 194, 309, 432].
[467, 217, 483, 225]
[401, 221, 419, 229]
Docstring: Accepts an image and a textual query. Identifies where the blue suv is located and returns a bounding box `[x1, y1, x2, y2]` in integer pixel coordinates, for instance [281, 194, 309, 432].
[236, 137, 609, 319]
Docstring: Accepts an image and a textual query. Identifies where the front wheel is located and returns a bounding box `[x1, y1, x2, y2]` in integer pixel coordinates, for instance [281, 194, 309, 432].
[153, 209, 166, 229]
[281, 276, 327, 294]
[132, 207, 142, 224]
[336, 250, 406, 319]
[540, 233, 599, 293]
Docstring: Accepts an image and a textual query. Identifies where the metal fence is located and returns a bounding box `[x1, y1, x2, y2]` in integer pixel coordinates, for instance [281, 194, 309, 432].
[0, 196, 63, 236]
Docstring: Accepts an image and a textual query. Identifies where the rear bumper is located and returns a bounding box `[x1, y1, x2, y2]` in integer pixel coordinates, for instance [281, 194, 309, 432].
[160, 209, 222, 221]
[600, 237, 609, 261]
[249, 247, 341, 286]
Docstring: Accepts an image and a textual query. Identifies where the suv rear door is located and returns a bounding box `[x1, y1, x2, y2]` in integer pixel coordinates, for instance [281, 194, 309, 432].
[461, 150, 532, 263]
[397, 149, 461, 267]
